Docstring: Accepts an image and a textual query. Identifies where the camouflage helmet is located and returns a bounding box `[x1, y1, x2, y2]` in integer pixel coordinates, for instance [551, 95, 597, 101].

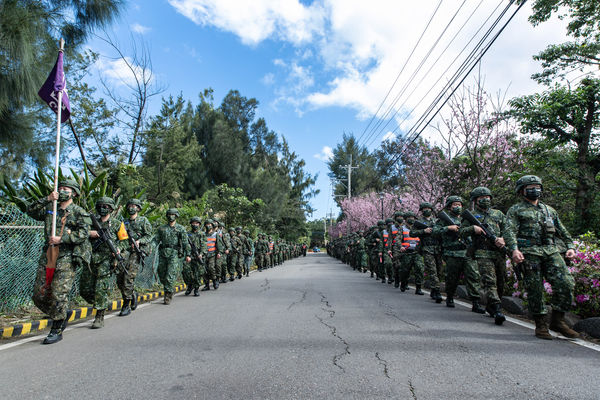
[190, 216, 202, 224]
[385, 218, 394, 225]
[218, 221, 225, 228]
[166, 208, 179, 217]
[393, 211, 403, 218]
[243, 229, 250, 235]
[58, 179, 80, 196]
[470, 187, 492, 201]
[515, 175, 542, 194]
[204, 219, 214, 227]
[419, 202, 433, 211]
[377, 220, 385, 227]
[126, 198, 142, 208]
[444, 195, 463, 209]
[228, 227, 235, 232]
[404, 211, 416, 218]
[96, 196, 115, 210]
[236, 226, 242, 232]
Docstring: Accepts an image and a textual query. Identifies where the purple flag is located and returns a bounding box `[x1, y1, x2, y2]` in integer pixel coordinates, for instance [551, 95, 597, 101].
[38, 51, 71, 123]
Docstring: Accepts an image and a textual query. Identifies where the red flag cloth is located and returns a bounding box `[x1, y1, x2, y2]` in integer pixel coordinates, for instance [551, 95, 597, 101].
[38, 51, 71, 123]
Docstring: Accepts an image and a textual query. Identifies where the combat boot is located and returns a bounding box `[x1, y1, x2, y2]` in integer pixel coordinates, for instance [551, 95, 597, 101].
[400, 281, 407, 292]
[119, 299, 131, 317]
[394, 277, 400, 288]
[229, 276, 235, 282]
[471, 300, 486, 314]
[213, 280, 219, 290]
[163, 292, 172, 305]
[91, 310, 105, 329]
[201, 283, 210, 291]
[43, 319, 64, 344]
[185, 286, 192, 296]
[131, 292, 138, 311]
[194, 288, 200, 296]
[493, 303, 506, 326]
[549, 310, 580, 338]
[415, 285, 424, 295]
[381, 277, 386, 284]
[237, 274, 242, 279]
[245, 271, 249, 277]
[534, 315, 553, 340]
[446, 296, 455, 308]
[434, 289, 443, 304]
[220, 277, 227, 283]
[370, 271, 374, 278]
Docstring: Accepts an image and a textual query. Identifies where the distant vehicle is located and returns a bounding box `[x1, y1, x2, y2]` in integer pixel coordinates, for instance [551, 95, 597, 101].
[312, 247, 320, 253]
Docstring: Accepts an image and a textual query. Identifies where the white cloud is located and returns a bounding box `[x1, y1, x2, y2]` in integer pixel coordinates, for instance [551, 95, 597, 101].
[98, 57, 147, 87]
[314, 146, 334, 161]
[382, 131, 396, 142]
[131, 23, 150, 34]
[169, 1, 571, 137]
[261, 72, 275, 86]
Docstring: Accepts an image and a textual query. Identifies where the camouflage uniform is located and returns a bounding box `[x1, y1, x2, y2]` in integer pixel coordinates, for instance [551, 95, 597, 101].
[217, 223, 230, 282]
[80, 199, 129, 311]
[155, 209, 190, 302]
[203, 220, 222, 289]
[184, 217, 207, 294]
[398, 215, 425, 294]
[410, 203, 443, 300]
[118, 199, 152, 313]
[27, 184, 91, 325]
[229, 227, 243, 279]
[242, 230, 254, 276]
[433, 196, 483, 311]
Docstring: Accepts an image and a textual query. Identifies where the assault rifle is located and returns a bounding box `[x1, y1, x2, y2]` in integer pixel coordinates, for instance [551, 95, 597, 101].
[188, 236, 203, 262]
[125, 224, 145, 271]
[90, 214, 126, 274]
[461, 209, 510, 255]
[437, 210, 457, 227]
[411, 220, 430, 230]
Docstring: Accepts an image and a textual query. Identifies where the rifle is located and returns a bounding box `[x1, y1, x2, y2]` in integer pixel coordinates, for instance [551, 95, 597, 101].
[437, 210, 457, 227]
[461, 209, 510, 255]
[188, 235, 203, 262]
[90, 214, 126, 274]
[411, 220, 430, 230]
[125, 224, 146, 271]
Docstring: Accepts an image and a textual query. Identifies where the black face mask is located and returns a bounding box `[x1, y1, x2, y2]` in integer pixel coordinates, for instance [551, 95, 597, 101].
[477, 198, 491, 209]
[422, 210, 432, 217]
[192, 225, 200, 231]
[525, 188, 542, 200]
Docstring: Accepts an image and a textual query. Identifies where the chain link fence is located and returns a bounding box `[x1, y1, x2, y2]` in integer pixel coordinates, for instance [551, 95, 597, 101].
[0, 205, 160, 313]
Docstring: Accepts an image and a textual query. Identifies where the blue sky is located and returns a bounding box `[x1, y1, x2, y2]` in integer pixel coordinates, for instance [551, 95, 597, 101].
[83, 0, 572, 220]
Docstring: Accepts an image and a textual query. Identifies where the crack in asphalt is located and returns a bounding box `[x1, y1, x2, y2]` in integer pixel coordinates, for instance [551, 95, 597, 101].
[315, 292, 350, 372]
[378, 300, 421, 329]
[375, 352, 390, 378]
[408, 378, 417, 400]
[260, 278, 270, 292]
[287, 289, 308, 310]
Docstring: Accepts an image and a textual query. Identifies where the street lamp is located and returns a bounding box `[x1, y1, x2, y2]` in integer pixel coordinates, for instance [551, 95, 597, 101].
[378, 192, 385, 220]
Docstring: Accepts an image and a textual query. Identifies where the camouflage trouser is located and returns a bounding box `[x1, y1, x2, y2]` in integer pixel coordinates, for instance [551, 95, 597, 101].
[218, 255, 227, 279]
[80, 253, 113, 310]
[369, 253, 378, 274]
[233, 253, 243, 275]
[380, 253, 393, 280]
[32, 253, 80, 320]
[183, 259, 204, 289]
[116, 252, 141, 300]
[444, 256, 481, 300]
[400, 252, 424, 286]
[357, 251, 368, 270]
[243, 255, 253, 274]
[392, 256, 402, 283]
[476, 256, 505, 305]
[157, 254, 181, 294]
[204, 255, 218, 281]
[423, 252, 443, 290]
[521, 253, 575, 315]
[256, 253, 266, 269]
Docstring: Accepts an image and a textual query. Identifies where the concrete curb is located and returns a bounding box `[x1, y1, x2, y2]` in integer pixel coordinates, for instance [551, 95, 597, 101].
[1, 284, 187, 339]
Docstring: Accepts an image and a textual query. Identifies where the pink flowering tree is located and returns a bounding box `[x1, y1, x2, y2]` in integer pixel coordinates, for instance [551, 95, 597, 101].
[330, 192, 402, 238]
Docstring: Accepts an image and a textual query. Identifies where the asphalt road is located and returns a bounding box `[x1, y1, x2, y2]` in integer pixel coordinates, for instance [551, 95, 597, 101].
[1, 253, 599, 399]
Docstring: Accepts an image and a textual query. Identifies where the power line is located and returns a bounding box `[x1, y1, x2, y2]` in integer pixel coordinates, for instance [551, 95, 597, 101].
[355, 0, 443, 146]
[383, 0, 526, 172]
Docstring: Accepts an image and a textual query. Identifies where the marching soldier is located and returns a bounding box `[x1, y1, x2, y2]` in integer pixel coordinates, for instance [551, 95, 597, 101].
[242, 229, 254, 276]
[505, 175, 579, 339]
[398, 212, 425, 294]
[27, 179, 91, 344]
[203, 219, 222, 290]
[154, 208, 190, 304]
[184, 217, 207, 296]
[118, 198, 152, 316]
[80, 197, 129, 329]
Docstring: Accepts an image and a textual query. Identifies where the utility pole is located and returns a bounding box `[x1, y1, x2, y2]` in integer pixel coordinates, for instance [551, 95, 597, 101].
[323, 218, 327, 246]
[342, 154, 358, 199]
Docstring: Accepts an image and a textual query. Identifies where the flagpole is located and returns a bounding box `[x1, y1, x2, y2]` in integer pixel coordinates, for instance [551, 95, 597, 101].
[50, 38, 65, 239]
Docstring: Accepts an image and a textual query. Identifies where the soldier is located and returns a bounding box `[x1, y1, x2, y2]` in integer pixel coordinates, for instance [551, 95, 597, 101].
[267, 235, 275, 268]
[411, 202, 443, 303]
[202, 219, 221, 290]
[505, 175, 579, 339]
[80, 197, 129, 329]
[217, 221, 230, 283]
[228, 227, 241, 280]
[375, 220, 393, 284]
[433, 196, 485, 313]
[184, 217, 207, 296]
[255, 233, 267, 271]
[118, 198, 152, 316]
[367, 226, 379, 278]
[154, 208, 190, 304]
[27, 179, 90, 344]
[356, 231, 368, 273]
[463, 187, 507, 325]
[398, 211, 425, 295]
[242, 229, 254, 276]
